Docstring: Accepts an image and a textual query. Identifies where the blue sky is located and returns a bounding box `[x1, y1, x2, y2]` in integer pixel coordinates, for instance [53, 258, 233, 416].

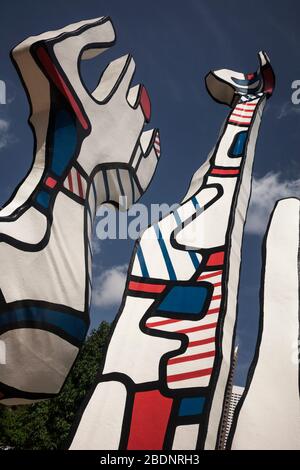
[1, 0, 300, 385]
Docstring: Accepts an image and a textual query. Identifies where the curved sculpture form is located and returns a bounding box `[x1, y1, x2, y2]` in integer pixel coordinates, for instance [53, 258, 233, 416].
[0, 17, 160, 404]
[229, 198, 300, 450]
[69, 52, 275, 450]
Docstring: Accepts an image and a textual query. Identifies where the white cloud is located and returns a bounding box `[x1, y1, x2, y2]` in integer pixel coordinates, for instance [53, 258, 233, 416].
[92, 264, 128, 307]
[92, 237, 101, 256]
[0, 119, 10, 150]
[277, 101, 300, 119]
[246, 172, 300, 235]
[0, 118, 15, 150]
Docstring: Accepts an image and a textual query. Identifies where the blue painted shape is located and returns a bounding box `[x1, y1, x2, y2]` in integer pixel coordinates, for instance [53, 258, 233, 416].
[173, 210, 200, 269]
[179, 397, 206, 416]
[0, 307, 87, 342]
[173, 209, 182, 227]
[231, 74, 258, 86]
[154, 225, 177, 280]
[158, 285, 208, 314]
[137, 245, 149, 277]
[51, 109, 77, 176]
[36, 190, 51, 209]
[189, 251, 200, 269]
[229, 131, 248, 158]
[191, 196, 201, 211]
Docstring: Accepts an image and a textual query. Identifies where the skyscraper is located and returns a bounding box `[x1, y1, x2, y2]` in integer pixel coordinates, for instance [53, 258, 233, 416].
[218, 347, 244, 449]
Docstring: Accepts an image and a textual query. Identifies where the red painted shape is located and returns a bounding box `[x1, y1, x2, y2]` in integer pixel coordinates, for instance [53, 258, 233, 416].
[146, 318, 181, 328]
[36, 47, 89, 130]
[207, 251, 225, 266]
[247, 73, 255, 80]
[129, 280, 166, 294]
[229, 118, 250, 125]
[168, 349, 215, 365]
[262, 66, 275, 95]
[234, 107, 253, 113]
[67, 172, 73, 193]
[176, 321, 217, 335]
[213, 282, 222, 288]
[212, 295, 222, 301]
[206, 307, 220, 316]
[188, 336, 215, 348]
[45, 176, 57, 188]
[76, 171, 84, 198]
[167, 367, 213, 383]
[139, 85, 151, 122]
[127, 390, 173, 450]
[210, 168, 240, 176]
[198, 270, 223, 281]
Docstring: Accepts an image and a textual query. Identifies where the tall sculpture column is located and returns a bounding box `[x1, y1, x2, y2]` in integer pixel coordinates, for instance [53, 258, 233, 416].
[229, 198, 300, 450]
[69, 52, 275, 450]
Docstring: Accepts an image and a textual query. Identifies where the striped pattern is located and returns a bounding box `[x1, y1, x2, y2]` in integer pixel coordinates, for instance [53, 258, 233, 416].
[134, 197, 202, 281]
[229, 99, 258, 127]
[64, 166, 87, 199]
[154, 132, 161, 157]
[98, 168, 140, 208]
[146, 270, 223, 388]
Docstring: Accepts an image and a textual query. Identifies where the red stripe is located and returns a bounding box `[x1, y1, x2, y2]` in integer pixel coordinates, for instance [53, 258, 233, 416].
[188, 336, 215, 348]
[231, 112, 252, 119]
[206, 307, 220, 315]
[213, 282, 222, 288]
[212, 295, 222, 301]
[168, 349, 215, 365]
[211, 168, 240, 176]
[233, 108, 254, 113]
[36, 47, 89, 130]
[167, 367, 212, 383]
[176, 321, 217, 334]
[146, 318, 181, 328]
[127, 390, 173, 450]
[231, 114, 252, 121]
[147, 307, 219, 328]
[147, 307, 219, 329]
[229, 118, 250, 125]
[198, 270, 223, 281]
[235, 107, 254, 113]
[76, 171, 84, 198]
[67, 172, 73, 193]
[129, 280, 166, 294]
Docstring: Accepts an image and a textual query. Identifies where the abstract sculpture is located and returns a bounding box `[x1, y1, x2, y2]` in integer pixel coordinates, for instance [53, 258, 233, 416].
[3, 17, 295, 451]
[229, 198, 300, 450]
[69, 53, 275, 449]
[0, 17, 160, 404]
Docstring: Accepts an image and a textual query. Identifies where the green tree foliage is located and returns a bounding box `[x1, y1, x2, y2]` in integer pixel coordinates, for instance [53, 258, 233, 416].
[0, 321, 111, 450]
